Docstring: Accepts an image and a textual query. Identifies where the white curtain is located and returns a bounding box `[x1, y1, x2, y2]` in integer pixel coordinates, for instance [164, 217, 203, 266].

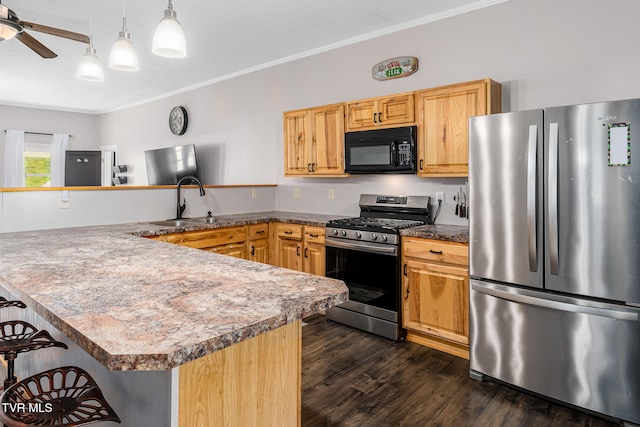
[50, 133, 69, 187]
[4, 130, 25, 187]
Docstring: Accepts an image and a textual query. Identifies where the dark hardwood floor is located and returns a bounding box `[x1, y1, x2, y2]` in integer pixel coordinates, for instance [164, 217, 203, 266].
[301, 314, 618, 427]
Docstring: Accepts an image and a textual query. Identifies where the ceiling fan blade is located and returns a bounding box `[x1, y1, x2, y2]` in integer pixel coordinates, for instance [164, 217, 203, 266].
[19, 21, 89, 44]
[15, 31, 57, 58]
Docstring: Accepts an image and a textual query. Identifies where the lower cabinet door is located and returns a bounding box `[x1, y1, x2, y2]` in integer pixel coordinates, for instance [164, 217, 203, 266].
[278, 239, 302, 271]
[248, 238, 269, 264]
[303, 242, 325, 277]
[403, 259, 469, 345]
[206, 243, 247, 259]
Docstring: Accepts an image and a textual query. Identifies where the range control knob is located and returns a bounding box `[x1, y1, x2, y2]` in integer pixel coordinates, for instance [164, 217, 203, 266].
[371, 234, 378, 241]
[382, 235, 388, 242]
[341, 230, 347, 237]
[355, 232, 362, 239]
[332, 229, 338, 236]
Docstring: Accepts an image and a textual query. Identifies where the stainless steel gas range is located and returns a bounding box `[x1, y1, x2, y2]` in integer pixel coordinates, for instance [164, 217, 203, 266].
[325, 194, 431, 341]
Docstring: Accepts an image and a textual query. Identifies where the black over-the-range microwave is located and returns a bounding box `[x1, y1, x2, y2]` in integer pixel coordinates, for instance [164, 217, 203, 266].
[344, 126, 417, 174]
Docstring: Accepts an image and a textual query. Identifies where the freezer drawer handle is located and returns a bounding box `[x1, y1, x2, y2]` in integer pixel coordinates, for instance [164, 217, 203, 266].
[472, 282, 639, 322]
[527, 125, 538, 272]
[548, 122, 560, 275]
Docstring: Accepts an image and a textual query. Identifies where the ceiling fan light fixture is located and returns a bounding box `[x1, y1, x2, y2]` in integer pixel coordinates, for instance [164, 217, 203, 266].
[152, 0, 187, 59]
[77, 45, 104, 82]
[0, 18, 21, 41]
[109, 20, 139, 71]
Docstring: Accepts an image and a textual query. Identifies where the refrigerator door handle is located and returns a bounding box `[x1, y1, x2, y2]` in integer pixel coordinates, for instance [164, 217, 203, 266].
[472, 282, 640, 321]
[548, 122, 560, 275]
[527, 125, 538, 272]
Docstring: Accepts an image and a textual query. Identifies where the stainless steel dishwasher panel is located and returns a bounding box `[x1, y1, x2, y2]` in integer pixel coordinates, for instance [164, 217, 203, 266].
[469, 280, 640, 425]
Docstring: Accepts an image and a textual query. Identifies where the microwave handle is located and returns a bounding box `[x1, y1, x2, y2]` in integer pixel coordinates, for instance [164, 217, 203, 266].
[391, 140, 398, 166]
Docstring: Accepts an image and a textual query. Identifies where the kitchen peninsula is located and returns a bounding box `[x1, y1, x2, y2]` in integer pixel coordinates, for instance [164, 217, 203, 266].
[0, 218, 348, 426]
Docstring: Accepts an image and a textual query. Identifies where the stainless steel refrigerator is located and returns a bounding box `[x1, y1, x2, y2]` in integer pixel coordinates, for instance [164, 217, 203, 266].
[468, 99, 640, 425]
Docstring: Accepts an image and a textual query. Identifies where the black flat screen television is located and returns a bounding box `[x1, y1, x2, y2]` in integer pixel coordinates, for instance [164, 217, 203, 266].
[145, 144, 200, 185]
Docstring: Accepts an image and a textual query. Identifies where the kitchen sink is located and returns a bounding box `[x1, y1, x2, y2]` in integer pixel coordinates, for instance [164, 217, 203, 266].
[186, 217, 217, 224]
[149, 216, 217, 227]
[149, 219, 195, 227]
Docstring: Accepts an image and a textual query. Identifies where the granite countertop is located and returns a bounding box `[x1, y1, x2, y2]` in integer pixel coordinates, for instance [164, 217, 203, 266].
[0, 212, 349, 372]
[0, 211, 466, 372]
[400, 224, 469, 243]
[133, 210, 347, 237]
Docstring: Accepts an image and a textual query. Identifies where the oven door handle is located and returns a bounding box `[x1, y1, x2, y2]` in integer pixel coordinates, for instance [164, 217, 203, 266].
[325, 237, 398, 256]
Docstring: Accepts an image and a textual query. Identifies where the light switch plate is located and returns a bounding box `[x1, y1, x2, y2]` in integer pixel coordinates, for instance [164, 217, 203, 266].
[293, 188, 301, 199]
[59, 190, 70, 209]
[251, 189, 257, 199]
[328, 189, 335, 200]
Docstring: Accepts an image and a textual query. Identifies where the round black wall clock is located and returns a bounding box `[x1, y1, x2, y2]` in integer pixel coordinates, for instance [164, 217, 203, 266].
[169, 106, 188, 135]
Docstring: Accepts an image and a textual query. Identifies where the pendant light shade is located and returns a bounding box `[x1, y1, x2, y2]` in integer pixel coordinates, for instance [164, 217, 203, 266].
[152, 0, 187, 58]
[77, 46, 104, 81]
[77, 12, 104, 82]
[109, 3, 139, 72]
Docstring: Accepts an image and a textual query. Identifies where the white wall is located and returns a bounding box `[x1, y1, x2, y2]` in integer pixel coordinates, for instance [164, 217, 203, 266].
[3, 0, 640, 230]
[0, 186, 276, 233]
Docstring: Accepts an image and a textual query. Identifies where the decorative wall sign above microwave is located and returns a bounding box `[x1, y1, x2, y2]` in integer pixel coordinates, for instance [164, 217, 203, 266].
[372, 56, 419, 81]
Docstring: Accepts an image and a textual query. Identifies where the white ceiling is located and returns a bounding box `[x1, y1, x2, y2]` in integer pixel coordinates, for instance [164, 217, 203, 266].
[0, 0, 505, 114]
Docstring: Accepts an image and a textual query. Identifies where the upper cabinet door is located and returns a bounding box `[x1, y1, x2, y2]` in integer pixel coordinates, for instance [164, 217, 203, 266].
[416, 79, 501, 177]
[346, 92, 414, 131]
[311, 104, 347, 176]
[345, 99, 378, 130]
[378, 94, 414, 126]
[283, 110, 310, 176]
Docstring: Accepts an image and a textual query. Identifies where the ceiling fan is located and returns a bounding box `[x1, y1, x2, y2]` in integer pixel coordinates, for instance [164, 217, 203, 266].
[0, 1, 89, 58]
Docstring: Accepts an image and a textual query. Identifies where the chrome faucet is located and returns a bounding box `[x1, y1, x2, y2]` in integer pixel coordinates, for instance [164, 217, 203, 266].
[176, 176, 205, 219]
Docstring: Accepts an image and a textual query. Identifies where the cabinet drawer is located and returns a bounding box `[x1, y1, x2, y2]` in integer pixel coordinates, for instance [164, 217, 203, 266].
[403, 237, 468, 266]
[277, 224, 303, 240]
[249, 223, 269, 240]
[304, 226, 325, 244]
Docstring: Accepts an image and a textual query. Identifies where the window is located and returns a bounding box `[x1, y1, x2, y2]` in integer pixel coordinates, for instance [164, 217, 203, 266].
[24, 140, 53, 188]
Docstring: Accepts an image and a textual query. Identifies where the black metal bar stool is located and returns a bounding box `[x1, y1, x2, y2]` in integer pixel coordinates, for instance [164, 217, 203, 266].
[0, 298, 26, 311]
[0, 321, 68, 389]
[0, 366, 121, 426]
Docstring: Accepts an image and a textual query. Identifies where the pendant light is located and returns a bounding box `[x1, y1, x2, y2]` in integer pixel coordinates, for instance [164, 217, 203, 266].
[76, 12, 104, 82]
[152, 0, 187, 58]
[109, 0, 139, 71]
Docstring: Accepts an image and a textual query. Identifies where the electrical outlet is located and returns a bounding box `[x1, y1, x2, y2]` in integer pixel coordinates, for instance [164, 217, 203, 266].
[436, 192, 444, 203]
[293, 188, 301, 199]
[328, 189, 335, 200]
[251, 189, 257, 199]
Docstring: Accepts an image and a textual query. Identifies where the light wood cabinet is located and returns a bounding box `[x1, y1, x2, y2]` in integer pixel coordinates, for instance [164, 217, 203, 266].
[401, 237, 469, 359]
[149, 226, 250, 260]
[302, 226, 325, 277]
[346, 92, 414, 131]
[272, 223, 304, 271]
[205, 243, 246, 259]
[247, 223, 269, 264]
[271, 223, 325, 276]
[283, 103, 347, 177]
[415, 78, 501, 177]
